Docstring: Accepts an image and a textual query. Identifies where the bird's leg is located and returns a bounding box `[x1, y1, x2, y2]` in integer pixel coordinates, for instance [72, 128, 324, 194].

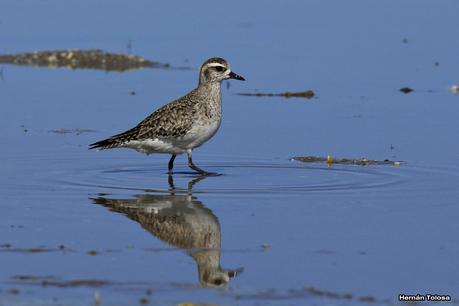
[186, 149, 219, 176]
[168, 154, 176, 174]
[168, 173, 176, 193]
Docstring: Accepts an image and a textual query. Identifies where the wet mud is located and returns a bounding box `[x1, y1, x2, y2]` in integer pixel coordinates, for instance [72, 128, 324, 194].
[0, 49, 172, 72]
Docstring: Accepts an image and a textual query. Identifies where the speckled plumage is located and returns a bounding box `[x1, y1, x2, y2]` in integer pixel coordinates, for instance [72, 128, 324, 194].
[90, 57, 245, 175]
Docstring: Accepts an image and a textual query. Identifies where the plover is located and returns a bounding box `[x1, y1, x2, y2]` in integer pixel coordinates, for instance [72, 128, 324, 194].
[89, 57, 245, 175]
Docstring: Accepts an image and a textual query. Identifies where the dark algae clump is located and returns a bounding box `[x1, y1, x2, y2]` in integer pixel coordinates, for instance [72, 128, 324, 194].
[237, 89, 315, 99]
[291, 156, 402, 166]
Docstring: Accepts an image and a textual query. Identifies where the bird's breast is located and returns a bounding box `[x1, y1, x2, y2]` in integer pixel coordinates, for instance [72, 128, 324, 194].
[180, 117, 221, 149]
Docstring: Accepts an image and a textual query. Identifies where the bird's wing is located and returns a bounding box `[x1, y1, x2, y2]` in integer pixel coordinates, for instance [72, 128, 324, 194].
[136, 94, 197, 139]
[89, 91, 198, 150]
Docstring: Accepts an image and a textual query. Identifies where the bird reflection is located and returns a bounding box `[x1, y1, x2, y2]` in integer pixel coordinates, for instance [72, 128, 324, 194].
[92, 175, 241, 287]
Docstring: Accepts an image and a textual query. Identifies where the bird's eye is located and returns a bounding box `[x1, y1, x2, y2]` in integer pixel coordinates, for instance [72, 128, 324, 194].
[215, 66, 224, 72]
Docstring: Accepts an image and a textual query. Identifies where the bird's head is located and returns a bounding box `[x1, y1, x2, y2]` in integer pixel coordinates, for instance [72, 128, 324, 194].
[199, 57, 245, 84]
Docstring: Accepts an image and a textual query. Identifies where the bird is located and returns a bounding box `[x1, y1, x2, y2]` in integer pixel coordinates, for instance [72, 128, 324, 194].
[89, 57, 245, 175]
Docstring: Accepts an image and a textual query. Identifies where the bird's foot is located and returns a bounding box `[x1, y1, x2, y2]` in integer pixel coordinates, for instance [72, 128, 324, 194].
[188, 163, 221, 176]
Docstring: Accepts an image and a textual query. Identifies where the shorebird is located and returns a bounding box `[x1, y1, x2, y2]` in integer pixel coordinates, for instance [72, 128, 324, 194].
[89, 57, 245, 175]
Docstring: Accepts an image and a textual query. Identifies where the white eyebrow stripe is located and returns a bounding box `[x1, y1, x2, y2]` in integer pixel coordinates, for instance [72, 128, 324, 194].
[206, 63, 226, 68]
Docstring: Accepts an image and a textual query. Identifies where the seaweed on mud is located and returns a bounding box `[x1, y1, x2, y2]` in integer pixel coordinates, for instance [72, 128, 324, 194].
[237, 90, 315, 99]
[291, 156, 401, 166]
[0, 49, 173, 72]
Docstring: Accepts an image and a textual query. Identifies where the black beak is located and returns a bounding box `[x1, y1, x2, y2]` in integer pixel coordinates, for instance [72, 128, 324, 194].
[229, 71, 245, 81]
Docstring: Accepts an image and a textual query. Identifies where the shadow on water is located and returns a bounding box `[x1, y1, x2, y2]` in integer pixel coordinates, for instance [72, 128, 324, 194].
[91, 174, 242, 288]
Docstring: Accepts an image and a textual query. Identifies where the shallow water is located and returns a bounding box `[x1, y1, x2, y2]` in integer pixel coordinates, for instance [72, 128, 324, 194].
[1, 1, 459, 305]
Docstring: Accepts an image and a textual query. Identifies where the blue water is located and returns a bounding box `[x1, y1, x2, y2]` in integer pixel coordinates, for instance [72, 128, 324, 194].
[1, 1, 459, 305]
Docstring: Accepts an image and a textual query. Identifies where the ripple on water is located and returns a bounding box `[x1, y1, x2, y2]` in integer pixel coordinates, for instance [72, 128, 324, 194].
[46, 157, 410, 196]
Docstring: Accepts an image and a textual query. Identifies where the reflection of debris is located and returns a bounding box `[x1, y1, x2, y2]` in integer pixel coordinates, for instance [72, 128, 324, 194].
[449, 84, 459, 95]
[8, 288, 20, 295]
[95, 291, 101, 306]
[402, 38, 409, 44]
[400, 87, 414, 94]
[0, 49, 173, 72]
[48, 128, 97, 135]
[434, 62, 440, 67]
[237, 90, 315, 99]
[12, 275, 55, 281]
[11, 275, 114, 288]
[291, 156, 402, 166]
[231, 286, 386, 304]
[42, 279, 112, 288]
[0, 246, 62, 253]
[19, 124, 28, 133]
[0, 243, 70, 253]
[316, 249, 335, 255]
[126, 39, 133, 54]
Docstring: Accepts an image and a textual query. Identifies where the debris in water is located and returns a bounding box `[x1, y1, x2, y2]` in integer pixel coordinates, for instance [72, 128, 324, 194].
[41, 279, 113, 288]
[400, 87, 414, 94]
[8, 288, 20, 295]
[449, 84, 459, 95]
[237, 89, 315, 99]
[19, 125, 28, 133]
[0, 246, 63, 253]
[12, 275, 48, 281]
[261, 243, 270, 250]
[291, 156, 402, 166]
[48, 128, 97, 135]
[0, 49, 173, 72]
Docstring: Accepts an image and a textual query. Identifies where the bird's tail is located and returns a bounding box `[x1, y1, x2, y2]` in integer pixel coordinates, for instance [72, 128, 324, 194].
[89, 128, 138, 150]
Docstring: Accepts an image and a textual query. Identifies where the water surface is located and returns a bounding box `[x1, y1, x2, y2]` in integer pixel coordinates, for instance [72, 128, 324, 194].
[1, 1, 459, 305]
